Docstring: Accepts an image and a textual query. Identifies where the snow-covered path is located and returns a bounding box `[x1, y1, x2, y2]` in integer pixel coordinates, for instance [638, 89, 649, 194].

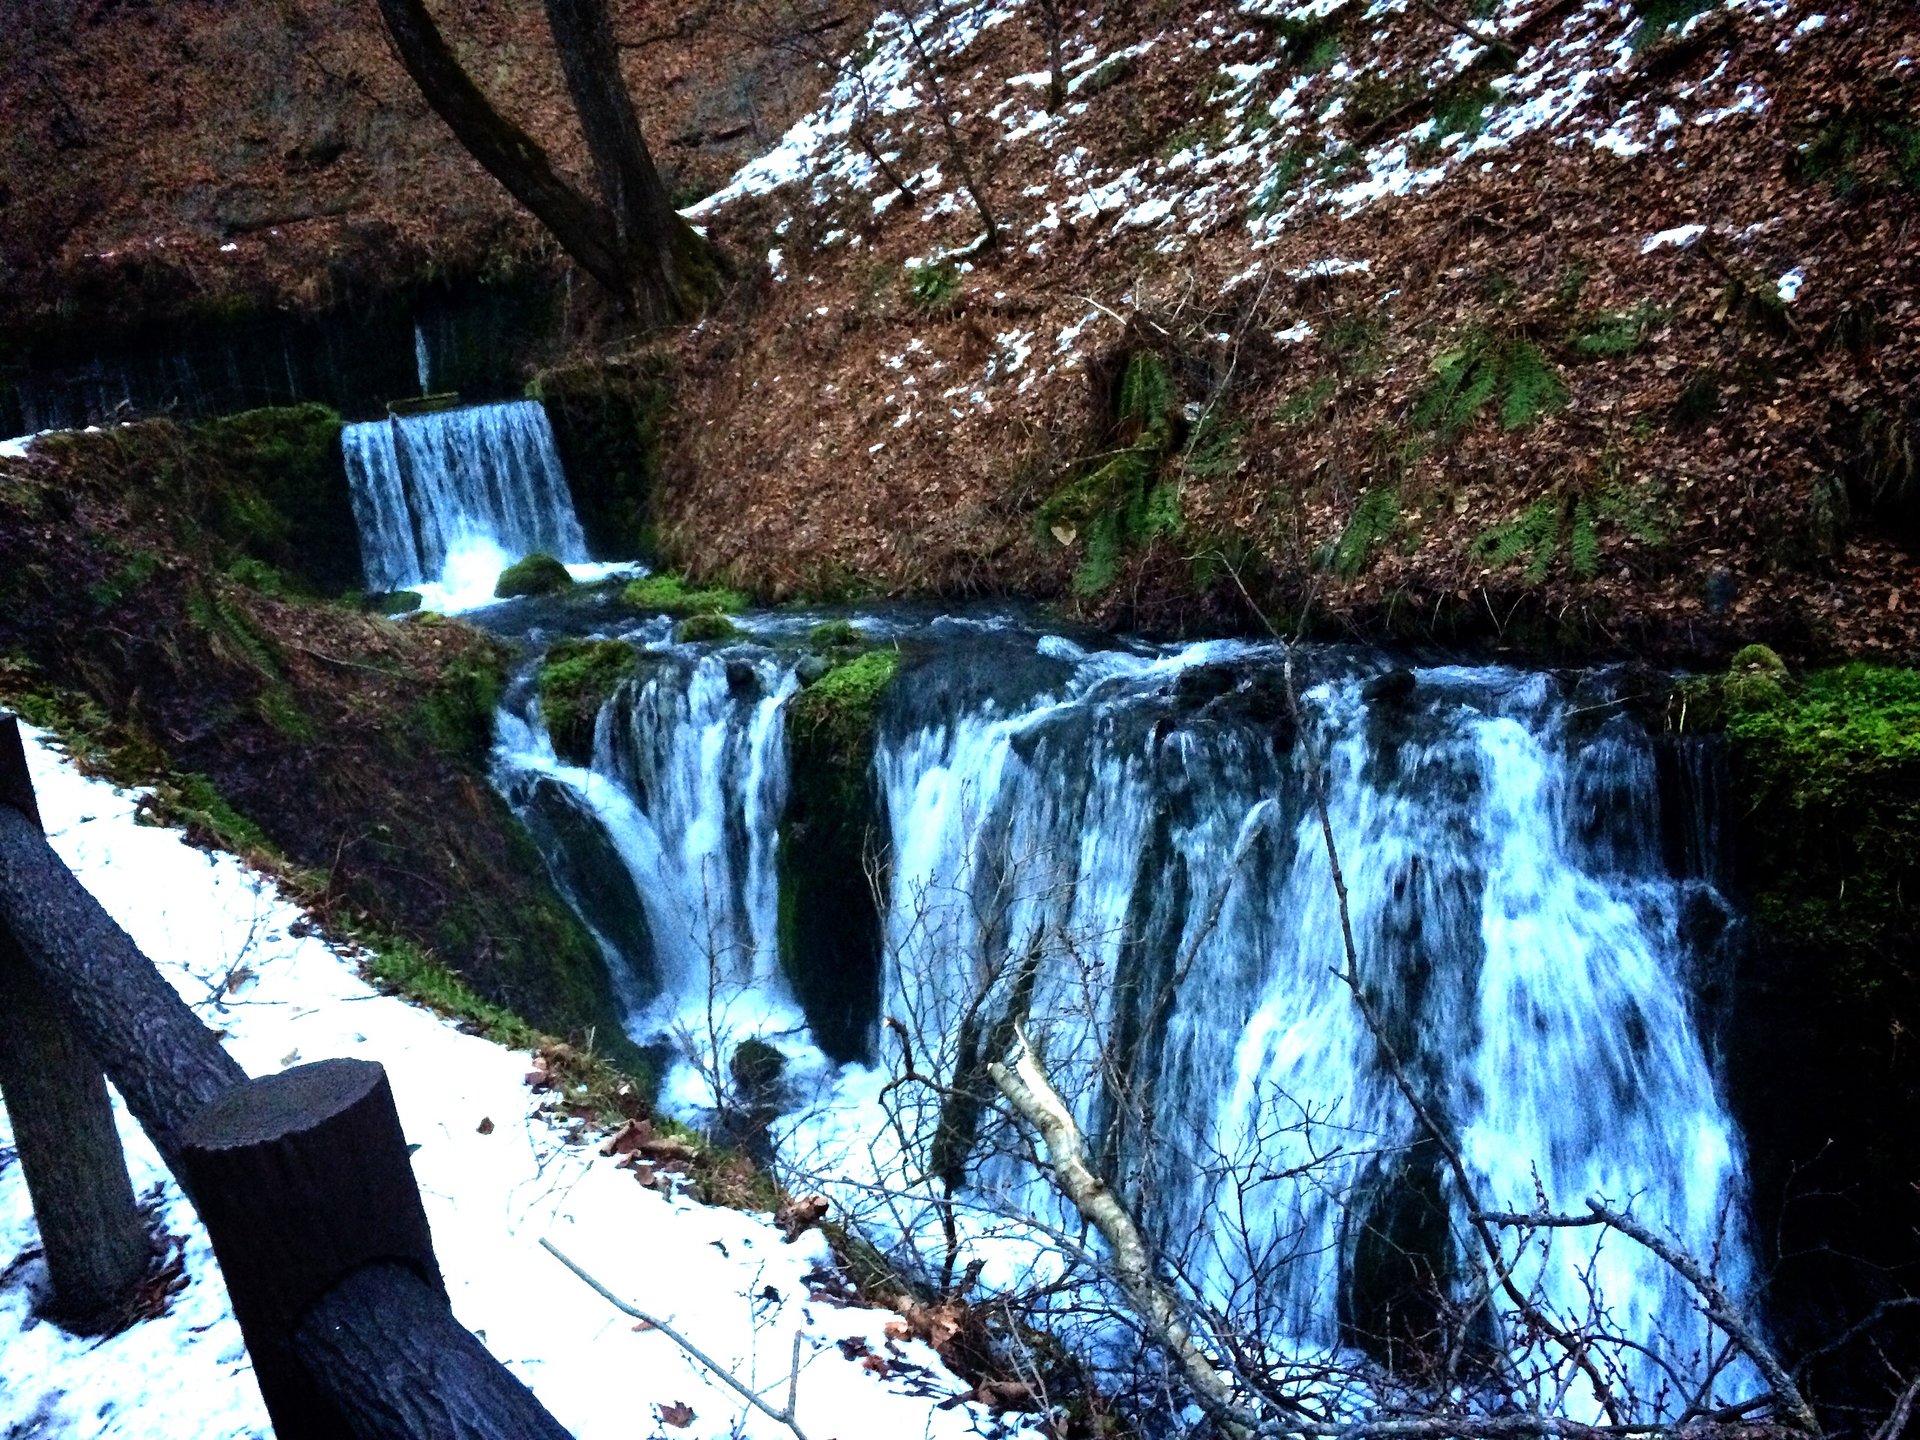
[0, 725, 1027, 1440]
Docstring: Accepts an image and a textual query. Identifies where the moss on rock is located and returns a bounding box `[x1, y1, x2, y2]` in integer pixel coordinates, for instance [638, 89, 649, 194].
[531, 353, 674, 560]
[622, 572, 748, 615]
[495, 552, 575, 598]
[370, 590, 424, 615]
[1722, 661, 1919, 967]
[805, 619, 864, 649]
[778, 650, 900, 1063]
[1684, 655, 1920, 1372]
[538, 638, 637, 766]
[674, 613, 742, 644]
[192, 403, 358, 594]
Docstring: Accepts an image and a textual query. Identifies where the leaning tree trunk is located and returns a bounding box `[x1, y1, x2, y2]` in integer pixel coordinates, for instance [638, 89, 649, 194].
[541, 0, 724, 325]
[374, 0, 723, 323]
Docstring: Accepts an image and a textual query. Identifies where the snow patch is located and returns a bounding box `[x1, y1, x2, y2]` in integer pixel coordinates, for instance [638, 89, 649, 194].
[0, 728, 1041, 1440]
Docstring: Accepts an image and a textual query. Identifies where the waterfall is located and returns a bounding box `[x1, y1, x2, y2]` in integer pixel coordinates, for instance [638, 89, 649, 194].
[414, 323, 432, 395]
[495, 622, 1757, 1415]
[495, 641, 814, 1105]
[341, 400, 587, 601]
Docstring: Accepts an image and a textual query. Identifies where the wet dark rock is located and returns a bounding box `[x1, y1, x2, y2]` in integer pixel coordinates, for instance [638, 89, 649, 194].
[724, 659, 760, 698]
[1363, 668, 1417, 705]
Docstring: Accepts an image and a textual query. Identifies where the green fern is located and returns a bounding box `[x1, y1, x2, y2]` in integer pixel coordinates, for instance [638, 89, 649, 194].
[1416, 332, 1566, 435]
[1118, 351, 1175, 444]
[189, 586, 285, 679]
[1276, 375, 1338, 426]
[1569, 499, 1600, 579]
[1570, 302, 1663, 358]
[1592, 479, 1669, 544]
[1500, 342, 1567, 428]
[1473, 496, 1564, 582]
[1331, 486, 1400, 577]
[1183, 411, 1247, 478]
[1041, 350, 1189, 597]
[1073, 510, 1125, 596]
[1431, 81, 1499, 141]
[906, 262, 960, 311]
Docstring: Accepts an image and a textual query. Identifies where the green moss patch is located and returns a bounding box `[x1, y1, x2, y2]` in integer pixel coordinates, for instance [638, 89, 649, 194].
[1723, 662, 1920, 966]
[1038, 351, 1186, 597]
[495, 553, 575, 598]
[806, 619, 865, 649]
[538, 638, 637, 766]
[622, 572, 749, 615]
[191, 404, 360, 594]
[674, 613, 742, 644]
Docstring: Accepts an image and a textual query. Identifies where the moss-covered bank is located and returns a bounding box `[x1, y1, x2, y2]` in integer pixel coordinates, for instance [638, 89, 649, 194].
[538, 638, 638, 767]
[1673, 654, 1920, 1399]
[779, 647, 900, 1063]
[532, 353, 675, 560]
[0, 417, 647, 1082]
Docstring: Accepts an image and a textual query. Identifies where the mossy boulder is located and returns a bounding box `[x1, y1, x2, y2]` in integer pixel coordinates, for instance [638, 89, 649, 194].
[1723, 642, 1789, 708]
[495, 552, 574, 598]
[674, 613, 742, 645]
[370, 589, 423, 616]
[730, 1037, 787, 1101]
[1700, 659, 1920, 1386]
[538, 638, 638, 766]
[622, 572, 748, 615]
[190, 403, 361, 595]
[1722, 662, 1919, 963]
[806, 619, 865, 649]
[779, 650, 900, 1062]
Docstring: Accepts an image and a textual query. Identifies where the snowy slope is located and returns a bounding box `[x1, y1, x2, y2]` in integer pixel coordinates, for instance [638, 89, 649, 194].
[0, 726, 1034, 1440]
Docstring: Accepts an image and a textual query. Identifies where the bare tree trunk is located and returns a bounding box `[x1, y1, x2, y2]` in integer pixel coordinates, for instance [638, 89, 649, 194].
[1032, 0, 1068, 112]
[374, 0, 628, 295]
[988, 1025, 1253, 1439]
[541, 0, 725, 323]
[375, 0, 723, 321]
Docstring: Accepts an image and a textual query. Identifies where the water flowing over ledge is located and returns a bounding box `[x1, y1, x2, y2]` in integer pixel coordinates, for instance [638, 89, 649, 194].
[490, 612, 1758, 1420]
[342, 400, 589, 607]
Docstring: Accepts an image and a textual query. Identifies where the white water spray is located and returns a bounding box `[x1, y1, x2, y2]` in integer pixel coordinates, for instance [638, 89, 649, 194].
[341, 399, 587, 603]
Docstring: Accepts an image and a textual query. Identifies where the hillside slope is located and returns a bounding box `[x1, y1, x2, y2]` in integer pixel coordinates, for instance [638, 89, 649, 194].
[650, 0, 1918, 661]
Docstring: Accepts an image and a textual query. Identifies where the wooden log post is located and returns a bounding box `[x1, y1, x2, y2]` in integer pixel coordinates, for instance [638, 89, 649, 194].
[0, 802, 246, 1172]
[177, 1058, 447, 1439]
[296, 1263, 577, 1440]
[0, 714, 151, 1323]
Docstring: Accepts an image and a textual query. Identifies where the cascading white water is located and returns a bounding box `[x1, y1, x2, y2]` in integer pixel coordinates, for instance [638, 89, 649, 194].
[341, 399, 588, 602]
[494, 640, 817, 1105]
[495, 621, 1757, 1416]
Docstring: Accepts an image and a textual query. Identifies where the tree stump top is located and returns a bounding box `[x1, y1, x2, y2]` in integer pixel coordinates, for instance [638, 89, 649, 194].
[183, 1057, 386, 1151]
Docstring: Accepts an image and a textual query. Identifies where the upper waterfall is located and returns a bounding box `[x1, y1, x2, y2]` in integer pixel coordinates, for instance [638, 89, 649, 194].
[341, 399, 588, 603]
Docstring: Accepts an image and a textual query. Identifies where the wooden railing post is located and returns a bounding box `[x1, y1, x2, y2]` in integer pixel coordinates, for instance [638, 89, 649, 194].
[176, 1058, 445, 1439]
[0, 715, 576, 1436]
[0, 714, 151, 1323]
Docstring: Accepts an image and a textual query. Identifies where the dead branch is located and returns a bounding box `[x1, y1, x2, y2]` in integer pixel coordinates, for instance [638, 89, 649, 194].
[987, 1022, 1254, 1439]
[540, 1239, 811, 1440]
